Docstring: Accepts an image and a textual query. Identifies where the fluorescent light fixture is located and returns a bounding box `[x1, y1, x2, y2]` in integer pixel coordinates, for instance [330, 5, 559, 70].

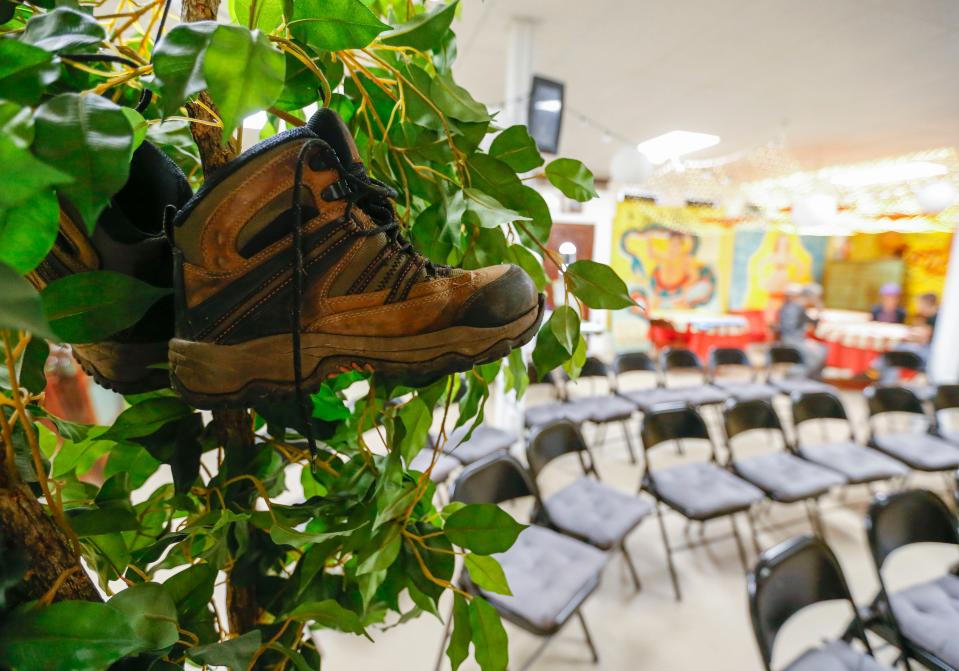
[829, 161, 948, 187]
[533, 99, 562, 113]
[637, 130, 720, 164]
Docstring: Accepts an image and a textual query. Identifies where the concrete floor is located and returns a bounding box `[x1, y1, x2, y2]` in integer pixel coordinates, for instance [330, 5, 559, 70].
[317, 391, 959, 671]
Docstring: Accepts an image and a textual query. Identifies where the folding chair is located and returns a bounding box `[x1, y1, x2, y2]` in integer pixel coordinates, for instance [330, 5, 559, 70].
[880, 350, 936, 402]
[865, 490, 959, 670]
[640, 404, 764, 600]
[766, 344, 836, 396]
[933, 385, 959, 445]
[432, 424, 517, 466]
[708, 347, 778, 403]
[865, 386, 959, 474]
[724, 399, 846, 537]
[442, 454, 607, 671]
[659, 347, 729, 408]
[749, 535, 890, 671]
[524, 368, 593, 430]
[527, 420, 652, 591]
[792, 391, 907, 485]
[614, 351, 695, 413]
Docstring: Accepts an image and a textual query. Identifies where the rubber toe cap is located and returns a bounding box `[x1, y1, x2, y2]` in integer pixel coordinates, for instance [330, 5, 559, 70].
[455, 264, 538, 328]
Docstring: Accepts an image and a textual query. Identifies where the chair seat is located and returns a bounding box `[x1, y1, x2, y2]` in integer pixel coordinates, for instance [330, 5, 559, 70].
[772, 378, 836, 396]
[733, 452, 845, 502]
[671, 384, 729, 407]
[544, 477, 653, 550]
[622, 387, 691, 412]
[409, 449, 460, 484]
[478, 525, 607, 634]
[713, 380, 778, 402]
[799, 442, 908, 484]
[525, 401, 593, 429]
[565, 395, 636, 423]
[785, 640, 892, 671]
[441, 425, 516, 465]
[890, 573, 959, 667]
[872, 432, 959, 471]
[648, 462, 763, 520]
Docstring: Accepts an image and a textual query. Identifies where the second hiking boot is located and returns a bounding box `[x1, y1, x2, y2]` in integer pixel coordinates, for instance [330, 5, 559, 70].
[168, 109, 544, 408]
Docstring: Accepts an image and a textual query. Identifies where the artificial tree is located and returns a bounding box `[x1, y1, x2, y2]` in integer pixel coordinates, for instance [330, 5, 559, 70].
[0, 0, 635, 669]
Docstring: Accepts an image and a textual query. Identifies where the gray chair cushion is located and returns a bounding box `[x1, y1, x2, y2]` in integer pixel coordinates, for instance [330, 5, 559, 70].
[544, 477, 653, 549]
[566, 395, 636, 423]
[772, 378, 837, 396]
[409, 448, 460, 483]
[441, 425, 516, 465]
[674, 384, 729, 407]
[524, 401, 593, 428]
[799, 441, 908, 483]
[872, 432, 959, 470]
[890, 574, 959, 667]
[622, 387, 693, 412]
[648, 462, 763, 520]
[732, 452, 845, 502]
[785, 641, 892, 671]
[713, 381, 778, 402]
[478, 525, 607, 634]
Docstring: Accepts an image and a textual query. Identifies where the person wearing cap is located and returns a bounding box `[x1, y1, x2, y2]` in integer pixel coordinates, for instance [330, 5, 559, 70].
[778, 283, 826, 377]
[871, 283, 906, 323]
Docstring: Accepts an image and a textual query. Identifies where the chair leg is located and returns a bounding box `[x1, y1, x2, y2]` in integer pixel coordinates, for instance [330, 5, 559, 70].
[433, 601, 455, 671]
[804, 499, 825, 539]
[621, 543, 642, 592]
[620, 420, 638, 464]
[729, 514, 749, 573]
[576, 610, 600, 665]
[744, 507, 762, 555]
[517, 635, 553, 671]
[655, 503, 682, 601]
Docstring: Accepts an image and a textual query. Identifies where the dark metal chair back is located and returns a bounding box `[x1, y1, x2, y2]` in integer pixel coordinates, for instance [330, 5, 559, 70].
[578, 356, 611, 380]
[641, 404, 712, 451]
[792, 392, 853, 444]
[709, 347, 754, 382]
[881, 349, 925, 373]
[768, 344, 804, 366]
[865, 385, 925, 418]
[723, 399, 785, 442]
[934, 384, 959, 412]
[866, 489, 959, 570]
[615, 351, 658, 375]
[527, 420, 596, 479]
[450, 453, 540, 507]
[748, 535, 874, 671]
[661, 347, 705, 373]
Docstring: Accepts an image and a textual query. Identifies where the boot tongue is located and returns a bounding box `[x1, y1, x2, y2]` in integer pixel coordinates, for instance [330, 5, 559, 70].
[307, 108, 362, 166]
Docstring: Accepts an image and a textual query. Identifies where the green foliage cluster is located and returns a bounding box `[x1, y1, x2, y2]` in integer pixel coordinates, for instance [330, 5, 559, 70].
[0, 1, 636, 669]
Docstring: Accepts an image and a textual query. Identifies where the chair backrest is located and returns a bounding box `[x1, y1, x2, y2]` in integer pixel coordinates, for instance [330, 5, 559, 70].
[723, 399, 785, 442]
[791, 391, 849, 425]
[866, 489, 959, 570]
[881, 349, 924, 373]
[748, 535, 871, 671]
[578, 356, 611, 380]
[450, 453, 539, 506]
[865, 385, 925, 418]
[526, 420, 593, 478]
[661, 347, 704, 373]
[934, 384, 959, 412]
[709, 347, 751, 370]
[767, 344, 804, 367]
[641, 404, 712, 450]
[615, 351, 658, 375]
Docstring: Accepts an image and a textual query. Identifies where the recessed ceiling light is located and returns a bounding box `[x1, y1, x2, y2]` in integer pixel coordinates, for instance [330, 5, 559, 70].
[636, 130, 720, 164]
[829, 161, 948, 187]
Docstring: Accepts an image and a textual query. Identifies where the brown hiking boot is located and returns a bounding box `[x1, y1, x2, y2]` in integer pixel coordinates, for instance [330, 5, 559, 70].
[27, 142, 192, 394]
[168, 109, 544, 409]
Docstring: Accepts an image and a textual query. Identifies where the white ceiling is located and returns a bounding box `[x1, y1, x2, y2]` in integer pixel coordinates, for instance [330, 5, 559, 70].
[451, 0, 959, 179]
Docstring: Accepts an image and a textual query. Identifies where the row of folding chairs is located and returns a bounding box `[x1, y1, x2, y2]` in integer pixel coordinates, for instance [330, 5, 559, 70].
[748, 489, 959, 671]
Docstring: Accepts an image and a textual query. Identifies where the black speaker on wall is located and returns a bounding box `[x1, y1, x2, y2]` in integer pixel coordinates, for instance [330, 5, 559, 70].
[527, 75, 564, 154]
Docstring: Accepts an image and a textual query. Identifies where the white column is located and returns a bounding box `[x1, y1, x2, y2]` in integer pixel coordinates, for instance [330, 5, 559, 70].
[930, 227, 959, 383]
[503, 17, 535, 127]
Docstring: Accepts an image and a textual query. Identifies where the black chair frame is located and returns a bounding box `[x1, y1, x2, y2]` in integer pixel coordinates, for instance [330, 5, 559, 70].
[560, 356, 639, 463]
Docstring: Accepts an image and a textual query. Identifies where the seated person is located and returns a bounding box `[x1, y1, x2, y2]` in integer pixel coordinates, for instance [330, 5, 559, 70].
[871, 283, 906, 323]
[874, 292, 938, 383]
[778, 283, 827, 378]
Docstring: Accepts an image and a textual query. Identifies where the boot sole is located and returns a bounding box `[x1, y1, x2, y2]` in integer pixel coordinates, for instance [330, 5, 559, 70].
[169, 294, 546, 409]
[72, 340, 171, 395]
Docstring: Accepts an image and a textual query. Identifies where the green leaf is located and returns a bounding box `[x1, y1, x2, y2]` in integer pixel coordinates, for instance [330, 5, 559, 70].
[355, 528, 401, 575]
[289, 0, 391, 51]
[545, 158, 598, 202]
[19, 336, 48, 392]
[285, 599, 366, 635]
[229, 0, 283, 31]
[462, 189, 529, 229]
[152, 21, 218, 117]
[504, 348, 528, 399]
[501, 185, 552, 245]
[532, 319, 569, 380]
[464, 554, 511, 595]
[549, 305, 580, 355]
[108, 582, 180, 651]
[33, 93, 134, 232]
[0, 601, 143, 671]
[431, 72, 489, 123]
[444, 503, 525, 555]
[0, 99, 35, 148]
[188, 630, 262, 671]
[447, 593, 471, 671]
[490, 125, 544, 172]
[22, 7, 104, 53]
[41, 270, 171, 343]
[0, 135, 72, 211]
[203, 25, 286, 142]
[381, 0, 458, 51]
[469, 597, 509, 671]
[0, 38, 51, 80]
[102, 397, 192, 442]
[505, 244, 547, 292]
[68, 506, 139, 536]
[0, 189, 60, 274]
[0, 263, 55, 339]
[164, 564, 216, 618]
[563, 333, 587, 379]
[565, 260, 635, 309]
